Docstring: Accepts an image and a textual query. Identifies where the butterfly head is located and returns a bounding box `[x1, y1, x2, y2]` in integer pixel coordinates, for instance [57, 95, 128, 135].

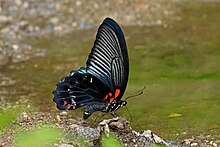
[120, 100, 127, 106]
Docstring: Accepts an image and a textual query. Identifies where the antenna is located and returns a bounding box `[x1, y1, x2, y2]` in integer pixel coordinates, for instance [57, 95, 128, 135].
[124, 86, 146, 101]
[123, 85, 146, 123]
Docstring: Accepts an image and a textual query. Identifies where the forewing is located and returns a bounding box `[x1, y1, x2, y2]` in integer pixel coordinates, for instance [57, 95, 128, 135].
[86, 18, 129, 100]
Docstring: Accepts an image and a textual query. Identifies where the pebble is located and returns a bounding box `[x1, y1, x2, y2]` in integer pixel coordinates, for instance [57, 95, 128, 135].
[191, 142, 198, 146]
[22, 112, 28, 119]
[59, 144, 74, 147]
[69, 124, 78, 129]
[0, 15, 11, 23]
[60, 111, 68, 116]
[50, 17, 59, 25]
[213, 142, 218, 147]
[56, 115, 61, 121]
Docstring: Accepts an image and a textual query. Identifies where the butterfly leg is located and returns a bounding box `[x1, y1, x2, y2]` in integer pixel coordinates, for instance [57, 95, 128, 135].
[83, 103, 106, 119]
[110, 111, 118, 118]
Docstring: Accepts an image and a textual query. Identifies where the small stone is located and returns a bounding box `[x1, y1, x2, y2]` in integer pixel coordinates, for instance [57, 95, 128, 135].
[15, 0, 22, 6]
[213, 142, 218, 147]
[94, 3, 99, 9]
[76, 1, 81, 6]
[72, 22, 77, 27]
[56, 115, 61, 121]
[69, 124, 78, 129]
[50, 17, 59, 25]
[156, 20, 162, 25]
[59, 144, 74, 147]
[0, 15, 12, 23]
[190, 142, 198, 146]
[12, 44, 19, 50]
[60, 111, 68, 116]
[183, 139, 193, 145]
[23, 2, 29, 8]
[54, 26, 63, 31]
[22, 112, 28, 119]
[182, 131, 187, 135]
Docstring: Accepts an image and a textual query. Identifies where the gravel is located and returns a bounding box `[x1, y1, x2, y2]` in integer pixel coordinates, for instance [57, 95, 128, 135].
[0, 0, 178, 67]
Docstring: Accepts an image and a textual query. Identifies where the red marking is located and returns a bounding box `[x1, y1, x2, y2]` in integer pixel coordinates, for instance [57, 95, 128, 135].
[110, 97, 115, 102]
[63, 100, 67, 106]
[72, 105, 76, 109]
[103, 89, 121, 102]
[67, 105, 76, 110]
[114, 89, 120, 98]
[103, 94, 108, 101]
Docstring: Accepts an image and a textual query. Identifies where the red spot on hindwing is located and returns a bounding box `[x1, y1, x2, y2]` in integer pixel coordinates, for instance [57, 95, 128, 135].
[110, 97, 114, 102]
[103, 95, 108, 101]
[114, 89, 120, 98]
[67, 105, 76, 110]
[63, 100, 67, 106]
[103, 89, 121, 103]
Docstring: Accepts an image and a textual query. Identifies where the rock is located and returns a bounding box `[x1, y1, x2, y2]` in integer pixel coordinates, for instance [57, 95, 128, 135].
[22, 112, 28, 119]
[97, 117, 173, 147]
[140, 130, 170, 146]
[60, 111, 68, 116]
[50, 17, 59, 25]
[191, 142, 198, 146]
[56, 115, 61, 121]
[58, 144, 74, 147]
[74, 126, 99, 139]
[213, 142, 218, 147]
[0, 15, 12, 23]
[12, 44, 19, 50]
[69, 124, 78, 129]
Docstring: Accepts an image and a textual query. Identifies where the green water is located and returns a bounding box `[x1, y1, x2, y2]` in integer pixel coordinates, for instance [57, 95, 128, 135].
[2, 2, 220, 140]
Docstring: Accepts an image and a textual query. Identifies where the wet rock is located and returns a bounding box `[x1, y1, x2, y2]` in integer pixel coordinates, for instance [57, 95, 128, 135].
[97, 117, 173, 147]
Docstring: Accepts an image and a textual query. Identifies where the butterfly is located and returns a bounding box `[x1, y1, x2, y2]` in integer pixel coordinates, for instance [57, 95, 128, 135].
[53, 17, 129, 119]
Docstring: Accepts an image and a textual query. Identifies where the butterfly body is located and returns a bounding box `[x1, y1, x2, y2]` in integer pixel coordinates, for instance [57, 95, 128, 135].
[53, 18, 129, 119]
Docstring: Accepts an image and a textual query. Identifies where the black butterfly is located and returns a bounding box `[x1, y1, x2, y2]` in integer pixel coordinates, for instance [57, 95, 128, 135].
[53, 18, 129, 119]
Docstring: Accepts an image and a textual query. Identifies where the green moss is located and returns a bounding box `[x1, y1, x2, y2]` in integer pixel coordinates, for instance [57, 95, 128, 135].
[0, 109, 18, 133]
[14, 125, 61, 147]
[101, 133, 123, 147]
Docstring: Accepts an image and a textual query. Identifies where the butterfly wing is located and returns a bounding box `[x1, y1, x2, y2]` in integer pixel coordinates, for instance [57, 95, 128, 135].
[53, 18, 129, 112]
[53, 67, 108, 110]
[86, 18, 129, 102]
